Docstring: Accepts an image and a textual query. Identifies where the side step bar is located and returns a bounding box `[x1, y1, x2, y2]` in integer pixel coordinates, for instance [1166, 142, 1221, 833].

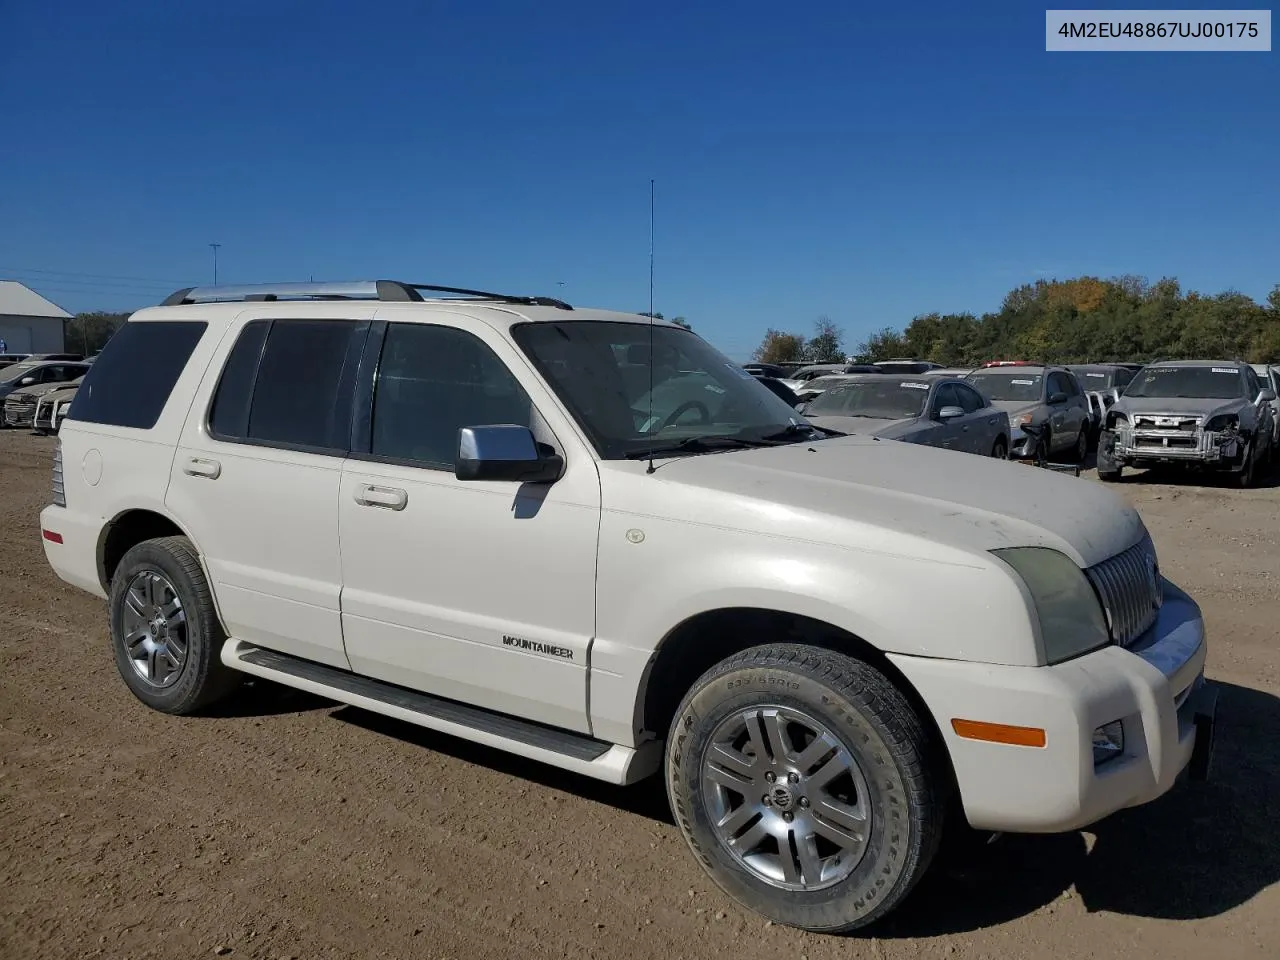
[222, 639, 661, 786]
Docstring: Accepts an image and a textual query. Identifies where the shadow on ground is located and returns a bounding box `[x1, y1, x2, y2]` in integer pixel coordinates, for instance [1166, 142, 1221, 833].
[325, 680, 1277, 935]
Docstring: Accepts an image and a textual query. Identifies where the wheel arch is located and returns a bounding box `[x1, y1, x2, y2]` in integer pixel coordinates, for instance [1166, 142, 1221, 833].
[97, 507, 213, 597]
[636, 606, 958, 799]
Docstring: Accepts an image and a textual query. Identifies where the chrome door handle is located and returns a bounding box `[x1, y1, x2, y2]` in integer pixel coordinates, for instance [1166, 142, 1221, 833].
[183, 457, 221, 479]
[354, 484, 407, 511]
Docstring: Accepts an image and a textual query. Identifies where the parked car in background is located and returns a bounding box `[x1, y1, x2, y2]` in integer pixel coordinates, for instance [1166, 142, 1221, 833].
[1250, 363, 1280, 450]
[922, 366, 975, 378]
[4, 376, 88, 428]
[31, 376, 86, 434]
[964, 365, 1092, 463]
[1098, 360, 1276, 486]
[791, 373, 862, 404]
[754, 375, 803, 407]
[0, 352, 33, 369]
[1066, 364, 1140, 441]
[802, 374, 1010, 457]
[0, 360, 91, 416]
[742, 362, 788, 379]
[39, 277, 1218, 934]
[872, 359, 943, 374]
[781, 363, 881, 391]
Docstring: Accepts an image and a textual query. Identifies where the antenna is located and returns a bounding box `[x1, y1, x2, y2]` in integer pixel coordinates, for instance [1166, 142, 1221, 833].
[646, 178, 656, 474]
[209, 242, 221, 285]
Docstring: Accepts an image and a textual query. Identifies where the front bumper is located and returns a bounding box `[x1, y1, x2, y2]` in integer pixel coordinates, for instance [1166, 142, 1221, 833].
[3, 398, 37, 428]
[1102, 424, 1245, 467]
[888, 578, 1215, 833]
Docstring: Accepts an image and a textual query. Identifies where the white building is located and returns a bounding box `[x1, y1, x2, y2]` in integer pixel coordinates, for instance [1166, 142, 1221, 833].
[0, 281, 71, 353]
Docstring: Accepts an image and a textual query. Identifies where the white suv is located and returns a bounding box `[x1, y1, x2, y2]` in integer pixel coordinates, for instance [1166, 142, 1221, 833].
[41, 280, 1218, 933]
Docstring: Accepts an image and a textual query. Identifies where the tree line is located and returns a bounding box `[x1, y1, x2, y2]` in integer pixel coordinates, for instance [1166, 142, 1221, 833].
[753, 277, 1280, 367]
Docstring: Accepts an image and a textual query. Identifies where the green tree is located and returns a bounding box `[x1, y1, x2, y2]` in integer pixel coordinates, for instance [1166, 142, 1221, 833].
[752, 328, 807, 364]
[65, 312, 129, 355]
[805, 316, 845, 362]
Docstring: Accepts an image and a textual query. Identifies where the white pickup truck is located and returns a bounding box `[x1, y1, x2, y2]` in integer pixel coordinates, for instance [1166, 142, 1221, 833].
[40, 280, 1217, 932]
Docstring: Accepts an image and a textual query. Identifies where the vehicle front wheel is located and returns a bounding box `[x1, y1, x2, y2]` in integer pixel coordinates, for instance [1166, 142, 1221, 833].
[1235, 445, 1257, 488]
[1072, 429, 1088, 463]
[108, 535, 241, 715]
[991, 438, 1008, 459]
[665, 644, 946, 933]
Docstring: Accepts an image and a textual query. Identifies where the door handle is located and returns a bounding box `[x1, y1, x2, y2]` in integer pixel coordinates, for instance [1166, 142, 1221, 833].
[183, 457, 221, 479]
[354, 483, 408, 511]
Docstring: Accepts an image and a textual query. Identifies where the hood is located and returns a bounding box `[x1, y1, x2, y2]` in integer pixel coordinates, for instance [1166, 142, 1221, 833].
[8, 381, 72, 400]
[806, 414, 918, 439]
[1114, 396, 1247, 418]
[989, 399, 1041, 418]
[628, 435, 1144, 568]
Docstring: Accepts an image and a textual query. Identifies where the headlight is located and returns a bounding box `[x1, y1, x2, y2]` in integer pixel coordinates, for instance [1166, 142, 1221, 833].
[991, 547, 1110, 665]
[1204, 413, 1239, 431]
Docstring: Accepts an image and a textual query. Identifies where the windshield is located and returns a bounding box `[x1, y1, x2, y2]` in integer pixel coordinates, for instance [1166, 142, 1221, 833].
[0, 362, 39, 383]
[965, 372, 1043, 402]
[805, 379, 929, 419]
[799, 375, 856, 393]
[1123, 366, 1245, 399]
[512, 321, 812, 459]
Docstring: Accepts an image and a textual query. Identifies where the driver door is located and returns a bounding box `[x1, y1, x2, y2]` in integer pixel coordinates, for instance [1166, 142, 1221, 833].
[927, 383, 967, 450]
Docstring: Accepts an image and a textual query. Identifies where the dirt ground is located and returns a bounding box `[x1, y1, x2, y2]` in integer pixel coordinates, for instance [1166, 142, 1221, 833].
[2, 429, 1278, 960]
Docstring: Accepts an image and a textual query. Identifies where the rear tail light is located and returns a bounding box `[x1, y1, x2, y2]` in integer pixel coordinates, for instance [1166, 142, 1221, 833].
[52, 439, 65, 507]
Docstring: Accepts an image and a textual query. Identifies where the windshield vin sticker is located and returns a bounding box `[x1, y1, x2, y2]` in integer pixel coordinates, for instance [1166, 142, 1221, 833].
[1011, 378, 1034, 385]
[900, 381, 928, 389]
[1211, 367, 1238, 374]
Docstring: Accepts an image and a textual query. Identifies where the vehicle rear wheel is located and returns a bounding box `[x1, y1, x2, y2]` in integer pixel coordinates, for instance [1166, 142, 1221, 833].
[108, 535, 241, 714]
[665, 644, 945, 933]
[991, 438, 1008, 459]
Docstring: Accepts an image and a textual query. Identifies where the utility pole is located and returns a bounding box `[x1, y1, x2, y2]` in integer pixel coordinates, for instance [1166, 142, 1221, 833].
[209, 242, 221, 285]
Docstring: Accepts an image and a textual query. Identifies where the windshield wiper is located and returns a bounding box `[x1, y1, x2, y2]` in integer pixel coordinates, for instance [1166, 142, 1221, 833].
[625, 435, 776, 460]
[757, 421, 843, 441]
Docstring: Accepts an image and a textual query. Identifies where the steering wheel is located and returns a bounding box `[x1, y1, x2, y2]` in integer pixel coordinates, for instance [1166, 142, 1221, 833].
[659, 400, 711, 431]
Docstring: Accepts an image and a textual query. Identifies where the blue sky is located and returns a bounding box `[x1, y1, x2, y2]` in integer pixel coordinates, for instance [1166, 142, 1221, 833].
[2, 1, 1276, 360]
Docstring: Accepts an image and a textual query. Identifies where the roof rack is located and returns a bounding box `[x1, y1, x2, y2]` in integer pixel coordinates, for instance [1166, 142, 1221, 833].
[160, 280, 573, 310]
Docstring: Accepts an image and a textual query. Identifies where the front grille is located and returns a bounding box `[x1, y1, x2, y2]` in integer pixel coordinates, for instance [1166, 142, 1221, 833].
[1132, 415, 1199, 431]
[1085, 535, 1163, 648]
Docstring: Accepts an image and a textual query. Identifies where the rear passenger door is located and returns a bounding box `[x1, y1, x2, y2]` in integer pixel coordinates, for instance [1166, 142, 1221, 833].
[166, 307, 377, 670]
[336, 318, 600, 735]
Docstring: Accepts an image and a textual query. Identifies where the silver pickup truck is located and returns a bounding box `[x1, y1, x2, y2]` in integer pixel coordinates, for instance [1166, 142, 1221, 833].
[1097, 360, 1276, 486]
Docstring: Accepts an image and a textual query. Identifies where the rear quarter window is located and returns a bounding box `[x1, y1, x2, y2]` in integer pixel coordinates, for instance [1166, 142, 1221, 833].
[67, 320, 208, 429]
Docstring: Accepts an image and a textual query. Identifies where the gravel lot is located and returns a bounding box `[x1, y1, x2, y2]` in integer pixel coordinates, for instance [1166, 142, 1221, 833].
[2, 429, 1277, 960]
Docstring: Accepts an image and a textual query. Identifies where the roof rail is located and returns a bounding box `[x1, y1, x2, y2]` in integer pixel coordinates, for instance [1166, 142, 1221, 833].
[160, 280, 573, 310]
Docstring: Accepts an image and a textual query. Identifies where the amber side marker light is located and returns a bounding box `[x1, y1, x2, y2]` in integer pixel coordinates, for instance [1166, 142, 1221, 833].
[951, 718, 1047, 748]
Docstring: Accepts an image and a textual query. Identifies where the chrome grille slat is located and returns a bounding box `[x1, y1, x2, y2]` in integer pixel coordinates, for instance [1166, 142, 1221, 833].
[1085, 536, 1162, 648]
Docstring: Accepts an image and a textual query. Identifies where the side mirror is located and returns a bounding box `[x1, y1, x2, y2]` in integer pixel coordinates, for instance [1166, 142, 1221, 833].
[1259, 388, 1277, 403]
[455, 425, 564, 483]
[937, 405, 965, 420]
[1048, 391, 1068, 405]
[19, 376, 35, 386]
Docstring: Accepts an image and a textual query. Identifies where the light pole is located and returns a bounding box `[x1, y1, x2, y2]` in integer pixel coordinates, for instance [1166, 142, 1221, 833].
[209, 242, 221, 285]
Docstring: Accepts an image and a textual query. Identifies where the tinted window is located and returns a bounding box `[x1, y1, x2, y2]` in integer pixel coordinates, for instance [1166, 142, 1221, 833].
[68, 321, 207, 429]
[806, 379, 930, 419]
[208, 320, 270, 439]
[240, 319, 365, 450]
[1244, 366, 1260, 395]
[965, 372, 1043, 402]
[932, 383, 960, 413]
[955, 384, 985, 413]
[370, 323, 534, 467]
[1047, 372, 1071, 397]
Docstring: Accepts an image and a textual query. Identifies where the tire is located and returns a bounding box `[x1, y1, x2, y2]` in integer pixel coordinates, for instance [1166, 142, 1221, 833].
[1072, 429, 1088, 464]
[990, 438, 1008, 459]
[108, 535, 240, 714]
[665, 643, 946, 933]
[1235, 445, 1256, 489]
[1097, 466, 1122, 482]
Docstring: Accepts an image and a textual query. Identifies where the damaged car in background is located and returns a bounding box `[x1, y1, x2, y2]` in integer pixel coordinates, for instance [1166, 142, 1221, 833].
[1097, 360, 1276, 486]
[30, 375, 86, 434]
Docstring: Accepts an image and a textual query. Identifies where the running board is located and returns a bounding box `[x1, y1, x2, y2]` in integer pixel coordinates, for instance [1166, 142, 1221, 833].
[221, 639, 660, 786]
